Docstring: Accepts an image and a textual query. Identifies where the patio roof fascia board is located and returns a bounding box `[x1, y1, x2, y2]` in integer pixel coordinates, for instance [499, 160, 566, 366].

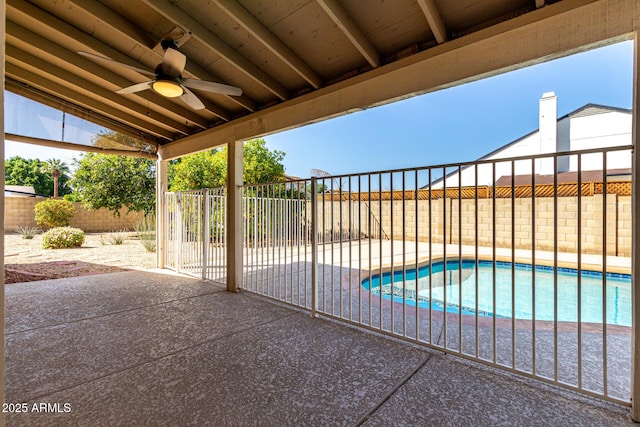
[6, 133, 159, 159]
[159, 0, 627, 160]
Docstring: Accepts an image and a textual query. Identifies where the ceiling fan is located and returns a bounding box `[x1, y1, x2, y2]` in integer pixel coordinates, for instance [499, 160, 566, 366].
[79, 39, 242, 110]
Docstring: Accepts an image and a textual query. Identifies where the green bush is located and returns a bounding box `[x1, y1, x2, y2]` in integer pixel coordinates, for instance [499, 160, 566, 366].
[42, 227, 85, 249]
[34, 199, 76, 229]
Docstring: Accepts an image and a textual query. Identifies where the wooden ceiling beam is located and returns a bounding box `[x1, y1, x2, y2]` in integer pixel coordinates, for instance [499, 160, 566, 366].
[64, 0, 252, 116]
[316, 0, 380, 68]
[6, 20, 211, 130]
[8, 1, 159, 84]
[64, 0, 157, 50]
[213, 0, 323, 89]
[142, 0, 290, 101]
[7, 0, 252, 123]
[6, 63, 176, 141]
[6, 133, 159, 159]
[417, 0, 448, 44]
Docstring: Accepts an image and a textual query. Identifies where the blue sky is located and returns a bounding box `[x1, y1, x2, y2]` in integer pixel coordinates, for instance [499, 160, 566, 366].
[264, 40, 634, 178]
[6, 40, 634, 177]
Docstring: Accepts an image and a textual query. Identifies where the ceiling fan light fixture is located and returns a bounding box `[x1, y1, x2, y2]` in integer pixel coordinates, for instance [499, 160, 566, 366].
[152, 80, 183, 98]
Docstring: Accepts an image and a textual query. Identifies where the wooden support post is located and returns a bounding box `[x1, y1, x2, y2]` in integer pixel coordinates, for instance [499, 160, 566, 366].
[631, 31, 640, 422]
[1, 0, 7, 420]
[155, 158, 168, 269]
[226, 141, 243, 292]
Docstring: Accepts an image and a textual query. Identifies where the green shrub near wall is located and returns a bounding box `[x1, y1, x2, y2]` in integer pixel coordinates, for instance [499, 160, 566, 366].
[34, 199, 76, 229]
[41, 227, 85, 249]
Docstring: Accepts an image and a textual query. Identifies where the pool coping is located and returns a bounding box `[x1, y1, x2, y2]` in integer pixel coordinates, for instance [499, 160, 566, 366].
[361, 253, 631, 280]
[352, 254, 632, 335]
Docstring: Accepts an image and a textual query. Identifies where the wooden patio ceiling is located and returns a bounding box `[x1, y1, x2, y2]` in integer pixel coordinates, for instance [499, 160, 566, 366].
[4, 0, 637, 159]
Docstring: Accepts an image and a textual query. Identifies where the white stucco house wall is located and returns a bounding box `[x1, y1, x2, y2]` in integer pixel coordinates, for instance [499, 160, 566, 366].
[433, 92, 631, 188]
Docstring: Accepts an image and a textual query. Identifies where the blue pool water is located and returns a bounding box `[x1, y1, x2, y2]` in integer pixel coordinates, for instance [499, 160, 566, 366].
[361, 260, 632, 326]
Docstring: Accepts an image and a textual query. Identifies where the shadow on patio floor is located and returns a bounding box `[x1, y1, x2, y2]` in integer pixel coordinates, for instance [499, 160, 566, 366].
[5, 270, 633, 426]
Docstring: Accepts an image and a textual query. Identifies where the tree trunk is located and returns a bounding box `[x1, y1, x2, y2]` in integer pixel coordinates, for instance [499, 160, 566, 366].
[52, 169, 61, 198]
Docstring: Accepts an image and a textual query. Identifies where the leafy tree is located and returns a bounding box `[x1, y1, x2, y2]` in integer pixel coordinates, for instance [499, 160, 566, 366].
[169, 138, 285, 191]
[40, 158, 71, 198]
[71, 153, 155, 216]
[242, 139, 285, 184]
[5, 156, 71, 197]
[169, 150, 226, 191]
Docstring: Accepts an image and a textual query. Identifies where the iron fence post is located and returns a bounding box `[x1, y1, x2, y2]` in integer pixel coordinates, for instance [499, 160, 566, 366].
[311, 178, 319, 317]
[203, 190, 210, 280]
[175, 193, 182, 274]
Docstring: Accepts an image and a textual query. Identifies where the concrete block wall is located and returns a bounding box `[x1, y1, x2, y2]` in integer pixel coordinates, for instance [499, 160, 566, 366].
[445, 195, 622, 255]
[617, 196, 632, 256]
[315, 199, 387, 241]
[5, 197, 145, 233]
[317, 194, 631, 257]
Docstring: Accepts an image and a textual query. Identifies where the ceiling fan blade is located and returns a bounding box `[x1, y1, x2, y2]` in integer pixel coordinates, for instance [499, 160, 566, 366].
[163, 47, 187, 76]
[116, 81, 153, 94]
[78, 51, 156, 77]
[182, 78, 242, 96]
[180, 86, 205, 110]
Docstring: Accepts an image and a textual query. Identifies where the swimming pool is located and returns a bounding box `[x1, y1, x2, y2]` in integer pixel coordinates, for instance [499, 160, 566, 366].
[361, 260, 632, 326]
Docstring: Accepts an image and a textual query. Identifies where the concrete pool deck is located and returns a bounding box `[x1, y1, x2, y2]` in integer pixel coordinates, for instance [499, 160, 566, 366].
[241, 239, 633, 402]
[5, 270, 633, 425]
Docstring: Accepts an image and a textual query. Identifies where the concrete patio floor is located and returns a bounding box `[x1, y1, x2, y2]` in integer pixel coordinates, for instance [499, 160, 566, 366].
[5, 270, 634, 426]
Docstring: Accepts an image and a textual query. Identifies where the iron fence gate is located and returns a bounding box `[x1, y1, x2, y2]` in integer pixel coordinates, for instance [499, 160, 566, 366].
[164, 188, 226, 283]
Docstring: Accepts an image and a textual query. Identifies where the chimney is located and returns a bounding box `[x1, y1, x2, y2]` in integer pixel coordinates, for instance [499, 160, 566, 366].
[538, 91, 557, 174]
[539, 91, 557, 153]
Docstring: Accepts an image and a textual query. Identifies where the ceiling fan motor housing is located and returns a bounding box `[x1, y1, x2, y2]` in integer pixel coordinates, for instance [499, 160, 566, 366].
[154, 63, 181, 82]
[160, 39, 180, 52]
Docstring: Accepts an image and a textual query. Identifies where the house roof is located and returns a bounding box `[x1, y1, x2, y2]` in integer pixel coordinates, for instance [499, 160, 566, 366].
[481, 104, 630, 163]
[428, 101, 631, 187]
[495, 168, 632, 186]
[565, 104, 631, 119]
[5, 185, 37, 197]
[6, 0, 631, 160]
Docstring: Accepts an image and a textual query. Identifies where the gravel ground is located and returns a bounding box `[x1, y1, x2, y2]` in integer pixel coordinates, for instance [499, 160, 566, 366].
[5, 232, 157, 284]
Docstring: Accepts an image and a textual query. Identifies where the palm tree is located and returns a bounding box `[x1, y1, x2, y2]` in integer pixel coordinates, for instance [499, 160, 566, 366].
[41, 159, 70, 198]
